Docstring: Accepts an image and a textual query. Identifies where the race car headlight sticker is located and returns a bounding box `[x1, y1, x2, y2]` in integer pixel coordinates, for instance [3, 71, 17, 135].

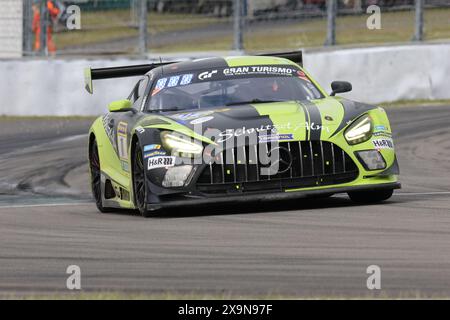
[344, 115, 373, 145]
[162, 165, 193, 187]
[161, 131, 203, 157]
[356, 150, 386, 171]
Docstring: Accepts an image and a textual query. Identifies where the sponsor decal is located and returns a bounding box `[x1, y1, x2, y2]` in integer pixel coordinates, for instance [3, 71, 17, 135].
[297, 70, 311, 82]
[143, 144, 161, 152]
[259, 134, 294, 142]
[154, 77, 167, 90]
[172, 111, 215, 121]
[148, 156, 176, 170]
[121, 160, 129, 172]
[180, 74, 193, 85]
[117, 122, 128, 160]
[374, 125, 387, 131]
[373, 138, 394, 149]
[135, 126, 145, 134]
[306, 122, 328, 132]
[198, 70, 218, 80]
[223, 66, 296, 77]
[218, 123, 328, 142]
[218, 125, 276, 143]
[152, 74, 193, 95]
[190, 116, 214, 125]
[144, 150, 167, 159]
[117, 122, 127, 135]
[373, 131, 392, 138]
[167, 75, 180, 88]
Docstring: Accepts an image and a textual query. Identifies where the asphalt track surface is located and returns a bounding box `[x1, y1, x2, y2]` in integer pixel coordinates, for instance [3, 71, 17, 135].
[1, 105, 450, 297]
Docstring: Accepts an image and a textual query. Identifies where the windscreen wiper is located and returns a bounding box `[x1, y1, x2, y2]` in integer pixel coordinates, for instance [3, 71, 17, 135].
[226, 99, 284, 106]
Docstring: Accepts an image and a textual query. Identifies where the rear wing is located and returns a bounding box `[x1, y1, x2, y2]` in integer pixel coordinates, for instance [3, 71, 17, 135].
[258, 50, 302, 65]
[84, 51, 302, 94]
[84, 62, 172, 94]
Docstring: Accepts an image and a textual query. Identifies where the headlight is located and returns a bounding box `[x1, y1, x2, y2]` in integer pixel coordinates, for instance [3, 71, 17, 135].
[344, 115, 373, 145]
[161, 131, 203, 157]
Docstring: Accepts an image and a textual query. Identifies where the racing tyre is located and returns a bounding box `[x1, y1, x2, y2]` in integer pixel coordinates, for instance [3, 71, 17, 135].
[90, 139, 111, 213]
[132, 143, 153, 217]
[348, 189, 394, 204]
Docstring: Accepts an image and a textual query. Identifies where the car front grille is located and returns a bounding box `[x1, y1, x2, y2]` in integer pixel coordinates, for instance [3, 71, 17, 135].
[196, 141, 358, 194]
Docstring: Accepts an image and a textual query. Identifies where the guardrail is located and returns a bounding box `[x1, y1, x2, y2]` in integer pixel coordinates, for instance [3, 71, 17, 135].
[0, 43, 448, 116]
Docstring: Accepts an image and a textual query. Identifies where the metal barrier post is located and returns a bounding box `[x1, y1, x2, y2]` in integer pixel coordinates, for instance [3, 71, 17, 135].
[325, 0, 337, 46]
[139, 0, 148, 55]
[233, 0, 244, 51]
[413, 0, 424, 41]
[22, 0, 33, 56]
[39, 0, 48, 56]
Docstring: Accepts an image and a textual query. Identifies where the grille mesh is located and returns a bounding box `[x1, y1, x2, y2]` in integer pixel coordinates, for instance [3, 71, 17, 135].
[196, 141, 358, 194]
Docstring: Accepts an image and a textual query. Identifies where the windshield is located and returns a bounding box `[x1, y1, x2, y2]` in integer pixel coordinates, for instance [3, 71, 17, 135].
[146, 65, 323, 112]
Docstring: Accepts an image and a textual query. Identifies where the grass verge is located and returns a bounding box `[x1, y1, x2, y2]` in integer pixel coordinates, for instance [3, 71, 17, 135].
[0, 115, 97, 121]
[55, 11, 223, 49]
[380, 99, 450, 109]
[151, 8, 450, 52]
[53, 8, 450, 53]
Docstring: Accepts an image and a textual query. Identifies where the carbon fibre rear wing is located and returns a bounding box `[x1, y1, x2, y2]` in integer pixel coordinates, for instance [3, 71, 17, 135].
[258, 50, 303, 66]
[84, 62, 172, 94]
[84, 51, 302, 94]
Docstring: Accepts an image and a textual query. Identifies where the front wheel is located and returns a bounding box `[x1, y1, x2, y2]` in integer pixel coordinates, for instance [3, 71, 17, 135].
[348, 189, 394, 204]
[132, 142, 153, 217]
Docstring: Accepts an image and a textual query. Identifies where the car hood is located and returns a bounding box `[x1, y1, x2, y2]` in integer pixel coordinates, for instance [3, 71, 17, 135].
[146, 97, 375, 142]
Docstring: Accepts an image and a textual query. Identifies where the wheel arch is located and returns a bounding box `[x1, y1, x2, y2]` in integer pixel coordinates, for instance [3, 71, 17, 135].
[130, 134, 140, 167]
[130, 133, 140, 206]
[88, 132, 97, 161]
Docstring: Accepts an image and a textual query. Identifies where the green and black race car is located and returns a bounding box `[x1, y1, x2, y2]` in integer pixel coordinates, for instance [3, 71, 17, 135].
[85, 51, 400, 217]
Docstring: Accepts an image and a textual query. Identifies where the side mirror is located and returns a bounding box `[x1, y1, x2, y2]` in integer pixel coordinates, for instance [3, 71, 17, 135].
[330, 81, 352, 96]
[108, 99, 135, 113]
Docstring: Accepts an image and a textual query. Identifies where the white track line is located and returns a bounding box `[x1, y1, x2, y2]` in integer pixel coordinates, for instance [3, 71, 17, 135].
[395, 191, 450, 196]
[0, 202, 91, 209]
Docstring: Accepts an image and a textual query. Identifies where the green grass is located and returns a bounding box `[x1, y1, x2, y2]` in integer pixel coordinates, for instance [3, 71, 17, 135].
[150, 8, 450, 52]
[55, 10, 223, 49]
[54, 8, 450, 53]
[0, 115, 97, 121]
[380, 99, 450, 108]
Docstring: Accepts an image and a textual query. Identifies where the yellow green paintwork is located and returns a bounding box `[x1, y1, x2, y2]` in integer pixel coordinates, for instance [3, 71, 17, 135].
[89, 55, 398, 209]
[108, 99, 132, 112]
[89, 117, 134, 209]
[249, 99, 397, 192]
